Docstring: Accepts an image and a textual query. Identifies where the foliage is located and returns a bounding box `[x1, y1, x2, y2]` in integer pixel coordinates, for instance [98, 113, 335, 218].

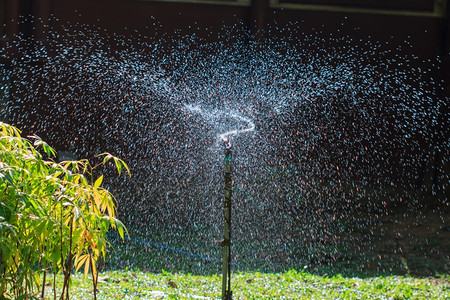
[49, 269, 450, 299]
[0, 122, 129, 299]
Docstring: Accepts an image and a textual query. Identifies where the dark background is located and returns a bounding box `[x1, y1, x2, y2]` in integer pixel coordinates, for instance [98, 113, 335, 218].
[1, 0, 449, 55]
[1, 0, 448, 119]
[1, 0, 448, 193]
[1, 0, 449, 275]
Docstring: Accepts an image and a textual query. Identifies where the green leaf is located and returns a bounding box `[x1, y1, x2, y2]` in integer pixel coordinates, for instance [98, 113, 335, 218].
[116, 157, 131, 177]
[94, 175, 103, 188]
[73, 205, 82, 220]
[113, 157, 122, 175]
[35, 219, 48, 236]
[0, 170, 14, 186]
[29, 134, 57, 157]
[97, 153, 130, 177]
[115, 218, 128, 239]
[99, 153, 114, 164]
[118, 225, 124, 239]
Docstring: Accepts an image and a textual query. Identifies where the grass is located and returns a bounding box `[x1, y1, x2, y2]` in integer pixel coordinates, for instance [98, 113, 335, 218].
[45, 208, 449, 299]
[48, 269, 449, 299]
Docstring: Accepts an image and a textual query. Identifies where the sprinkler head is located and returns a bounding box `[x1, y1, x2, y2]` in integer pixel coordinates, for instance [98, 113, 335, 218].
[224, 137, 232, 149]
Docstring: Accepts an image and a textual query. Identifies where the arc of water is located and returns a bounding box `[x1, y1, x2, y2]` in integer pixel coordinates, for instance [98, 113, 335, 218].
[218, 112, 255, 143]
[184, 104, 255, 144]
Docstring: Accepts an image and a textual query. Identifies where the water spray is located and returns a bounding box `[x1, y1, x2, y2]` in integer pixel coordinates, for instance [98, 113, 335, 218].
[221, 137, 232, 300]
[182, 104, 255, 299]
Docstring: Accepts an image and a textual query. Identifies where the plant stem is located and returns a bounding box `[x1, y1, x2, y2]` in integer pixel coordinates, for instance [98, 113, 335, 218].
[95, 256, 102, 300]
[59, 203, 66, 300]
[41, 264, 47, 299]
[91, 253, 98, 300]
[61, 217, 74, 300]
[53, 270, 56, 300]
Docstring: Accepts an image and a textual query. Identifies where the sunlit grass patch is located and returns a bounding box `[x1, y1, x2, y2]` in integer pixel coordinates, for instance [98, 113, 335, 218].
[51, 269, 449, 299]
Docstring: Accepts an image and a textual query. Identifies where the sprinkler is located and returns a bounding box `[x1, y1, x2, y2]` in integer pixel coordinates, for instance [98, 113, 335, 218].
[222, 137, 232, 300]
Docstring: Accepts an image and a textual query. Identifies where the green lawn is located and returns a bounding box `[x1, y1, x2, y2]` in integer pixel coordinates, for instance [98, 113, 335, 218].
[50, 269, 449, 299]
[51, 213, 448, 299]
[63, 224, 447, 299]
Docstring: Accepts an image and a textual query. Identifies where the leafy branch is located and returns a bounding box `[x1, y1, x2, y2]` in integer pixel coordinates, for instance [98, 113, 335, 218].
[0, 122, 130, 300]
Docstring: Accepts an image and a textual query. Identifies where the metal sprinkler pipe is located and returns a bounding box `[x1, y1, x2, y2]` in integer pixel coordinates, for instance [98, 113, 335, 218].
[222, 137, 232, 300]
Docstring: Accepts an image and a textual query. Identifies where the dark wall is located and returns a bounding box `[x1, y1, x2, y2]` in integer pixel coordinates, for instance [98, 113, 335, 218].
[1, 0, 448, 56]
[271, 8, 447, 57]
[52, 0, 251, 37]
[278, 0, 436, 11]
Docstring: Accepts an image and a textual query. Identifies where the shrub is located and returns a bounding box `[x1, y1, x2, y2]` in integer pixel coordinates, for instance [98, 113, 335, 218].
[0, 122, 129, 300]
